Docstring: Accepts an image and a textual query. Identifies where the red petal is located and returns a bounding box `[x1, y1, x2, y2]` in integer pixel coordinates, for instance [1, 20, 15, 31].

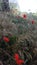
[18, 59, 24, 63]
[32, 20, 34, 24]
[3, 37, 9, 42]
[23, 14, 27, 18]
[14, 53, 19, 60]
[16, 59, 24, 65]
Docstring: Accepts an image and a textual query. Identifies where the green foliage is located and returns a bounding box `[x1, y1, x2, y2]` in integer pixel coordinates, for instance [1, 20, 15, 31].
[6, 35, 17, 46]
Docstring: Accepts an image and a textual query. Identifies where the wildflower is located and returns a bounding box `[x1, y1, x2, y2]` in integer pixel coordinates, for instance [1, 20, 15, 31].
[14, 53, 24, 65]
[3, 37, 9, 42]
[14, 53, 19, 60]
[16, 59, 24, 65]
[32, 20, 34, 24]
[23, 14, 27, 19]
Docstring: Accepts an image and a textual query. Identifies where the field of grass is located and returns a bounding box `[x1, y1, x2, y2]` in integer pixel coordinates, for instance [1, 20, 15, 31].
[0, 12, 37, 65]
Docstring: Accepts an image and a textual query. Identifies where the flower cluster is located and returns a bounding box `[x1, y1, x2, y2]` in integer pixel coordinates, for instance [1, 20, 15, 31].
[23, 14, 35, 24]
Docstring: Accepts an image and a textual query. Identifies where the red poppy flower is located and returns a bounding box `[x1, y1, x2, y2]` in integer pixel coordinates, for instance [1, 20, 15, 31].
[32, 20, 34, 24]
[14, 53, 24, 65]
[14, 53, 19, 60]
[23, 14, 27, 19]
[16, 59, 24, 65]
[3, 37, 9, 42]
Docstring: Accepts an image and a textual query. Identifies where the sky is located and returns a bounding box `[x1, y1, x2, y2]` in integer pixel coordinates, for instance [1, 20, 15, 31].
[9, 0, 37, 13]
